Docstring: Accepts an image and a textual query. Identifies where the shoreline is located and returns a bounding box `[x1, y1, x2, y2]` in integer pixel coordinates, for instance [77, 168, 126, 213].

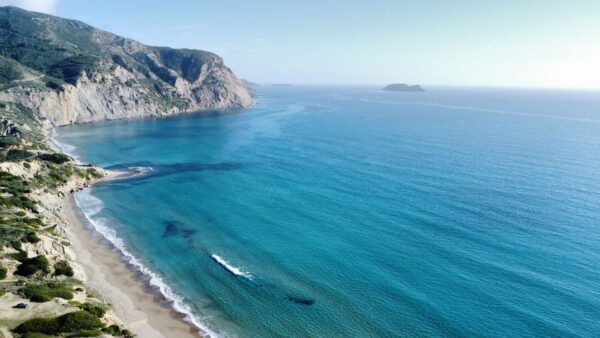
[51, 126, 215, 337]
[64, 193, 205, 338]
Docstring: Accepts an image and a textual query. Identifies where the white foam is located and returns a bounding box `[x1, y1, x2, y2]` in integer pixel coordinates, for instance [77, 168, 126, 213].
[74, 188, 220, 338]
[51, 128, 81, 162]
[211, 254, 253, 279]
[127, 166, 154, 178]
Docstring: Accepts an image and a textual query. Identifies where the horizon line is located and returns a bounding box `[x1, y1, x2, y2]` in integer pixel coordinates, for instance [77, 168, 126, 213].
[250, 83, 600, 91]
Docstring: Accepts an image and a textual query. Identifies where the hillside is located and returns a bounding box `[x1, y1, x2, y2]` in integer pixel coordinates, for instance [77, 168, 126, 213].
[0, 6, 252, 125]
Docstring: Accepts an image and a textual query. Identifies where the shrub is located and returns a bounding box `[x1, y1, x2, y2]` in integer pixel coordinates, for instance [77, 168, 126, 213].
[30, 256, 49, 269]
[14, 311, 103, 335]
[0, 227, 26, 249]
[20, 285, 53, 302]
[23, 162, 31, 169]
[15, 263, 41, 277]
[102, 325, 133, 338]
[37, 153, 71, 164]
[58, 311, 103, 332]
[54, 260, 74, 277]
[0, 136, 20, 148]
[0, 171, 36, 211]
[23, 333, 54, 338]
[0, 60, 21, 83]
[25, 231, 40, 243]
[9, 248, 26, 260]
[121, 329, 134, 338]
[5, 149, 33, 161]
[15, 255, 49, 277]
[0, 266, 6, 280]
[52, 288, 74, 300]
[86, 168, 102, 179]
[14, 318, 61, 335]
[79, 303, 105, 318]
[24, 218, 44, 228]
[20, 282, 74, 302]
[45, 79, 64, 91]
[0, 194, 37, 211]
[102, 325, 121, 336]
[46, 55, 100, 85]
[33, 163, 76, 188]
[66, 329, 102, 337]
[0, 171, 32, 195]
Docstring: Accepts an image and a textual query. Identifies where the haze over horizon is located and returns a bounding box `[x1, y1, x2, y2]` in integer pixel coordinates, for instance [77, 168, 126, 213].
[1, 0, 599, 90]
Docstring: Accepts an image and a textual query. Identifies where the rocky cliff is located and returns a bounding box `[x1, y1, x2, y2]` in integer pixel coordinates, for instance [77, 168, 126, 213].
[0, 118, 21, 138]
[0, 6, 252, 126]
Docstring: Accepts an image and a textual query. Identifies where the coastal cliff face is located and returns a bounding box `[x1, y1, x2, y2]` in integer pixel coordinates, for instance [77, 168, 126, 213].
[0, 118, 21, 137]
[0, 6, 252, 126]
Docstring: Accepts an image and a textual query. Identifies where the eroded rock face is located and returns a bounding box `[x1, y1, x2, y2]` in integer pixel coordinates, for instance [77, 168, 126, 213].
[0, 62, 252, 126]
[0, 118, 21, 138]
[0, 6, 253, 126]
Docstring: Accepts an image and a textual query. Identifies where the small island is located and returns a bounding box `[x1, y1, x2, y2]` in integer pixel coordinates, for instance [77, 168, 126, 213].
[383, 83, 425, 92]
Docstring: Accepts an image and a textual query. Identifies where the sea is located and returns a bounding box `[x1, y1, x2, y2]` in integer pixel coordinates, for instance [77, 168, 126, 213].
[57, 86, 600, 337]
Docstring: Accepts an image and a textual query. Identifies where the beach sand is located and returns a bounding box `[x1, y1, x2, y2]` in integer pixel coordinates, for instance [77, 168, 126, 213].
[64, 195, 204, 338]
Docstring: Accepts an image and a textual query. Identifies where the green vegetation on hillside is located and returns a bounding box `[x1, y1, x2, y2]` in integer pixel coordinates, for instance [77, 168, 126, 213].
[0, 102, 46, 149]
[45, 55, 100, 85]
[153, 47, 213, 83]
[54, 260, 74, 277]
[0, 7, 100, 85]
[15, 255, 50, 277]
[36, 153, 71, 164]
[14, 311, 103, 335]
[2, 149, 33, 161]
[0, 57, 22, 86]
[0, 171, 36, 211]
[0, 6, 217, 90]
[20, 282, 74, 302]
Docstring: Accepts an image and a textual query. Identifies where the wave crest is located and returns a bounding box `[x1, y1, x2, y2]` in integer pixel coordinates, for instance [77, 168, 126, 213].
[51, 129, 80, 162]
[211, 254, 253, 279]
[126, 166, 154, 178]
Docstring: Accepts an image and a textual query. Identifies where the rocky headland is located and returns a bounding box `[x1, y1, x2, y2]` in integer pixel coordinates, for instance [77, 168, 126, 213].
[0, 6, 252, 126]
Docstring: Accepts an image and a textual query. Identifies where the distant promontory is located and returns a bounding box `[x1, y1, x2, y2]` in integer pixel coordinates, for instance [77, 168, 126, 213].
[383, 83, 425, 92]
[0, 6, 253, 126]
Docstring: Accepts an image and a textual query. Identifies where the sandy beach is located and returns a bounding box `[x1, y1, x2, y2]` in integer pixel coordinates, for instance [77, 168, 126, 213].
[64, 195, 203, 338]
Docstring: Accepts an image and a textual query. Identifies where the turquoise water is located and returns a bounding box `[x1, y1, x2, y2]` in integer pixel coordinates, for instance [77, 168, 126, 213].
[58, 86, 600, 337]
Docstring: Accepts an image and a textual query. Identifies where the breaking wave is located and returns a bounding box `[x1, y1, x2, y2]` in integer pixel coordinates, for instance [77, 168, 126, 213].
[211, 254, 253, 279]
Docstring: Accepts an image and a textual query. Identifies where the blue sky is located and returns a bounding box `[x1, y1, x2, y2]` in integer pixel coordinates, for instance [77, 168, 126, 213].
[2, 0, 600, 89]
